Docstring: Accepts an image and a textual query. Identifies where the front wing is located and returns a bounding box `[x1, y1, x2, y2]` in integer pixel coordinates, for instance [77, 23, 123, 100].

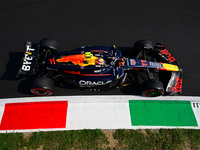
[121, 58, 182, 96]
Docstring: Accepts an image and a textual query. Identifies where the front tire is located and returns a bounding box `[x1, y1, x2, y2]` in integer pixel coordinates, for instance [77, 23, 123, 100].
[141, 80, 164, 97]
[133, 40, 154, 58]
[133, 40, 153, 52]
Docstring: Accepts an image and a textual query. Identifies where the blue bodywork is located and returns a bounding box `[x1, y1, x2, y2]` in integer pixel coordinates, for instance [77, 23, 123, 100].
[44, 45, 125, 88]
[19, 41, 183, 95]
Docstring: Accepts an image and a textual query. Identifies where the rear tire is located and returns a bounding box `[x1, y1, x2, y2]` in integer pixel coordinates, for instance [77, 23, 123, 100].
[141, 80, 164, 97]
[39, 38, 58, 61]
[30, 77, 54, 96]
[39, 38, 59, 51]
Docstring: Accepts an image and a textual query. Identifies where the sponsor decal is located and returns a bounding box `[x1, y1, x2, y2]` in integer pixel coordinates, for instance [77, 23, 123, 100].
[56, 53, 98, 67]
[21, 45, 35, 71]
[160, 49, 176, 62]
[94, 69, 101, 73]
[90, 50, 109, 53]
[119, 59, 125, 66]
[172, 77, 182, 92]
[95, 65, 101, 67]
[149, 62, 162, 68]
[79, 80, 112, 86]
[130, 59, 136, 65]
[64, 70, 81, 75]
[94, 54, 101, 57]
[141, 60, 147, 66]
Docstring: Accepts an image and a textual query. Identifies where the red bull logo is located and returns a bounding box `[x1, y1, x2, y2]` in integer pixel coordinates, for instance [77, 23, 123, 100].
[56, 53, 98, 67]
[56, 54, 84, 65]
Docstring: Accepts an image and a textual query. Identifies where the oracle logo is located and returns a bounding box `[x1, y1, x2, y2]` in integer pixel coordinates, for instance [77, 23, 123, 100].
[79, 80, 112, 86]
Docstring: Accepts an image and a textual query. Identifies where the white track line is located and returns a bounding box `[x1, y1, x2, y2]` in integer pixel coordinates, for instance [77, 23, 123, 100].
[1, 95, 200, 104]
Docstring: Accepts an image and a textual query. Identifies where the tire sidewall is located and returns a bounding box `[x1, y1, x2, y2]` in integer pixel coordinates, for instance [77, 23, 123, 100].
[133, 40, 154, 51]
[30, 76, 54, 96]
[39, 38, 59, 51]
[141, 80, 164, 97]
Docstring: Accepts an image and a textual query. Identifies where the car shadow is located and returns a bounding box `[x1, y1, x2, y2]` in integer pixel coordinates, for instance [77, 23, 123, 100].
[18, 78, 32, 95]
[1, 51, 24, 80]
[119, 71, 144, 95]
[1, 51, 33, 95]
[120, 83, 141, 95]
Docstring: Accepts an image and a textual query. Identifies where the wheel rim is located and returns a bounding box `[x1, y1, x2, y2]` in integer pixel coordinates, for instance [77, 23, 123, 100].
[142, 89, 164, 97]
[31, 88, 52, 96]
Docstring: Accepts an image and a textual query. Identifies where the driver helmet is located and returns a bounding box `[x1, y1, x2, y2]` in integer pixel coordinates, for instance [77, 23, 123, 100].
[85, 52, 92, 58]
[96, 57, 105, 65]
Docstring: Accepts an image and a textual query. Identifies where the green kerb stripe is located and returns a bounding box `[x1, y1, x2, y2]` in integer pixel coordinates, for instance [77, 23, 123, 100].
[129, 100, 198, 127]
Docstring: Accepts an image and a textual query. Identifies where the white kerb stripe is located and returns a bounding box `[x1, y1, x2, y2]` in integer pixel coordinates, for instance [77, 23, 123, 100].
[0, 103, 5, 125]
[191, 102, 200, 126]
[66, 102, 132, 130]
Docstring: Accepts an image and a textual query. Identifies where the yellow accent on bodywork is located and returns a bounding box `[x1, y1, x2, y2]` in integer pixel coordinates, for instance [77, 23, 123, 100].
[26, 51, 32, 55]
[123, 83, 131, 87]
[161, 63, 179, 71]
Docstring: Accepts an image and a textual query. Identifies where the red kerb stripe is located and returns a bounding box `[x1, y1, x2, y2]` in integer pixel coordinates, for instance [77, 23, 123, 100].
[0, 101, 68, 130]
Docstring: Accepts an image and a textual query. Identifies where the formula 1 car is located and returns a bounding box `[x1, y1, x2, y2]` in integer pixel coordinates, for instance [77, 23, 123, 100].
[19, 38, 183, 97]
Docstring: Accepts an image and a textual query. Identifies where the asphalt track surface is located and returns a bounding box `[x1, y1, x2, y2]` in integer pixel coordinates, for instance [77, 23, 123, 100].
[0, 0, 200, 98]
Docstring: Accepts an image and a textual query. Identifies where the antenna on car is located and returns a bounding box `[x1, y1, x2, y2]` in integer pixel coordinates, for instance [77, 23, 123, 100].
[111, 44, 117, 50]
[111, 44, 117, 57]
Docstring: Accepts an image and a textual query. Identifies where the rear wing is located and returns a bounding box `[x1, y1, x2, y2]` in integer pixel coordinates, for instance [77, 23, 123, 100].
[19, 41, 39, 75]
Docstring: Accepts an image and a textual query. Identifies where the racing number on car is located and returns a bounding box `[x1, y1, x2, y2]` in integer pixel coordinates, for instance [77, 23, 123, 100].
[119, 59, 125, 66]
[119, 62, 125, 66]
[22, 45, 35, 71]
[48, 58, 56, 65]
[172, 77, 182, 92]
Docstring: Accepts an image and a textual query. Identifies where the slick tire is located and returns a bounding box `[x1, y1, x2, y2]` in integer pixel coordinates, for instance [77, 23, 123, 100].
[39, 38, 59, 52]
[30, 76, 54, 96]
[141, 80, 164, 97]
[133, 40, 154, 52]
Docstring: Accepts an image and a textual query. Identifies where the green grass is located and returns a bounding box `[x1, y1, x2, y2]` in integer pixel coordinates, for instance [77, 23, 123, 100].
[1, 129, 200, 150]
[0, 130, 108, 150]
[113, 129, 200, 150]
[0, 133, 25, 150]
